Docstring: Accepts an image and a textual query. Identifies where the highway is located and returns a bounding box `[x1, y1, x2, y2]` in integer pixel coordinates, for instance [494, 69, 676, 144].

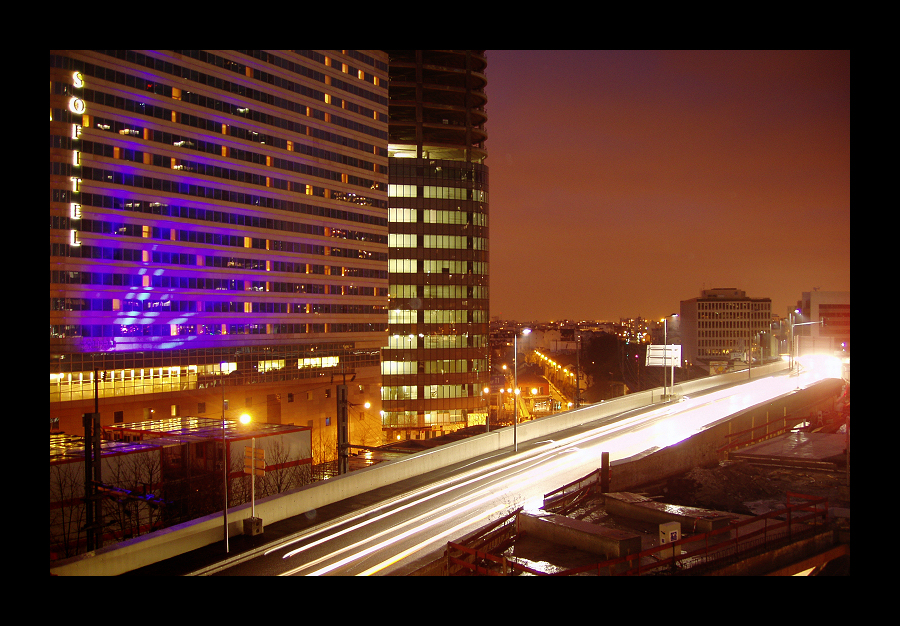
[210, 359, 839, 576]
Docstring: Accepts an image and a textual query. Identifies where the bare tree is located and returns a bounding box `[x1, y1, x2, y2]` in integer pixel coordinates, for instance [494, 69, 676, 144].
[100, 449, 164, 542]
[49, 461, 84, 559]
[310, 425, 339, 481]
[260, 438, 307, 496]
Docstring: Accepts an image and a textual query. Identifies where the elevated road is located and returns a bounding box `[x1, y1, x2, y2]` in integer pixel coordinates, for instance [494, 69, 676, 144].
[196, 364, 840, 576]
[51, 359, 840, 576]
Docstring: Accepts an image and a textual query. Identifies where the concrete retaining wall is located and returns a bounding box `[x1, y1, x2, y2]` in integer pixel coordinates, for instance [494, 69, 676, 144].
[517, 511, 642, 572]
[607, 377, 844, 493]
[52, 362, 819, 576]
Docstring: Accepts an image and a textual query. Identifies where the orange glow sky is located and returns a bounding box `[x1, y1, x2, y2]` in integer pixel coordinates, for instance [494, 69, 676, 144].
[485, 50, 850, 322]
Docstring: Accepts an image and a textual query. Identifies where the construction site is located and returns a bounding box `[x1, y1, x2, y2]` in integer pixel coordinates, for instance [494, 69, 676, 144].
[402, 394, 850, 576]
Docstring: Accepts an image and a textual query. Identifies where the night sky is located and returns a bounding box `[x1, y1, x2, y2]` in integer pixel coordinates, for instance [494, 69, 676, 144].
[484, 50, 850, 323]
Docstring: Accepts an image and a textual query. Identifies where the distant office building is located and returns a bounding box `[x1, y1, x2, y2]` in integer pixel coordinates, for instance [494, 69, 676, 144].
[381, 51, 490, 441]
[793, 290, 850, 355]
[680, 288, 772, 373]
[50, 50, 389, 458]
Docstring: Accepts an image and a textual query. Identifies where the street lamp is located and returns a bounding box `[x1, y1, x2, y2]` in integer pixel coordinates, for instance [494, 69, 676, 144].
[663, 314, 677, 399]
[514, 328, 531, 452]
[238, 413, 262, 533]
[790, 313, 824, 376]
[222, 377, 229, 553]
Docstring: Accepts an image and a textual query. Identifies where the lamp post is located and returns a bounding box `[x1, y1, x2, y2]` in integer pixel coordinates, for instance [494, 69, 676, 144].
[791, 316, 824, 375]
[483, 387, 491, 432]
[575, 332, 581, 409]
[514, 328, 531, 452]
[663, 317, 668, 399]
[239, 413, 254, 521]
[789, 308, 802, 374]
[663, 314, 677, 399]
[222, 375, 229, 553]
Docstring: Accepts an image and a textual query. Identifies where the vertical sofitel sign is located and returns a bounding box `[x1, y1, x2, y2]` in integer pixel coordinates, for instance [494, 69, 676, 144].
[69, 72, 84, 245]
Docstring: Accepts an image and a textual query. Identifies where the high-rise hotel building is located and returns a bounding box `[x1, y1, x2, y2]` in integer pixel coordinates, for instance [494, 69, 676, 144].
[382, 51, 490, 441]
[50, 51, 390, 455]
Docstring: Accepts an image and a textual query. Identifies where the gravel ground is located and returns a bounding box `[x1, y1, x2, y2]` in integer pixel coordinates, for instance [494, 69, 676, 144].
[641, 459, 851, 516]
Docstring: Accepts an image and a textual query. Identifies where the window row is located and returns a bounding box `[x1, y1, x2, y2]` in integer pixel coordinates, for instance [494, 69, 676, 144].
[50, 298, 386, 316]
[53, 218, 384, 262]
[382, 384, 470, 400]
[79, 191, 386, 232]
[698, 301, 770, 311]
[388, 259, 487, 275]
[388, 185, 487, 202]
[389, 284, 487, 299]
[381, 359, 488, 376]
[49, 270, 389, 296]
[697, 329, 768, 338]
[381, 410, 468, 428]
[696, 320, 770, 329]
[74, 163, 387, 213]
[697, 339, 748, 348]
[388, 233, 485, 250]
[388, 310, 488, 324]
[51, 342, 377, 371]
[389, 208, 486, 226]
[388, 162, 486, 184]
[50, 321, 387, 339]
[385, 334, 487, 349]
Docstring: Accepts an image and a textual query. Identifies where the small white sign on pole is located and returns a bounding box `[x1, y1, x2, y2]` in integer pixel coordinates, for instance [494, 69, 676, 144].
[645, 344, 681, 367]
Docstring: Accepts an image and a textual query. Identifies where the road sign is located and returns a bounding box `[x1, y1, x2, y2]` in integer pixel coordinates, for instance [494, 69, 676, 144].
[244, 446, 265, 476]
[646, 344, 681, 367]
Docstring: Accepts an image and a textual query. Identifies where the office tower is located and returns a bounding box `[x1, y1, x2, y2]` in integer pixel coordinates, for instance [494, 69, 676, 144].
[382, 51, 490, 441]
[50, 51, 389, 458]
[794, 290, 850, 355]
[680, 288, 772, 373]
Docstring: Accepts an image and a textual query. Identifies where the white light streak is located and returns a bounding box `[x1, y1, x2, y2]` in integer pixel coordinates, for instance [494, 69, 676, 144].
[271, 369, 840, 575]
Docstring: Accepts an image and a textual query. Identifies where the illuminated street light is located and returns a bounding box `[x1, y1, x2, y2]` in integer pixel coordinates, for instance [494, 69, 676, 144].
[222, 378, 229, 553]
[791, 314, 825, 376]
[238, 413, 263, 533]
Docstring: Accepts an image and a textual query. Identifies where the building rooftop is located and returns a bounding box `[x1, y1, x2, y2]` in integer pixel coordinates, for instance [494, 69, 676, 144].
[51, 417, 308, 463]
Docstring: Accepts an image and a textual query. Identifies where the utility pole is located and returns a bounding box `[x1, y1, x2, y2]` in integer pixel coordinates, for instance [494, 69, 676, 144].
[222, 375, 229, 553]
[83, 370, 102, 551]
[575, 332, 581, 409]
[337, 382, 349, 475]
[335, 369, 356, 475]
[748, 307, 752, 380]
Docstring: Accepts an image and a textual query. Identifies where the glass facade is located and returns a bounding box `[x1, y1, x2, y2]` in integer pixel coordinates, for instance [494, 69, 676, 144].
[50, 51, 389, 434]
[382, 51, 490, 439]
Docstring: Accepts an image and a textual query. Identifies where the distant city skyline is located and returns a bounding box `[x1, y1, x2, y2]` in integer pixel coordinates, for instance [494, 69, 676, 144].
[485, 50, 850, 322]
